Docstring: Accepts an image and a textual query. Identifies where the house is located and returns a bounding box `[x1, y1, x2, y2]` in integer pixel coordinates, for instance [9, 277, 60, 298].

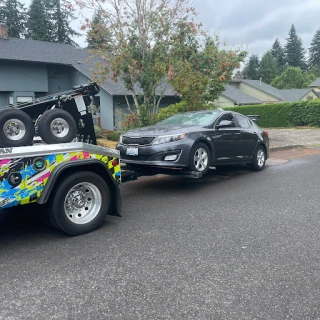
[215, 79, 318, 107]
[0, 25, 178, 130]
[309, 78, 320, 93]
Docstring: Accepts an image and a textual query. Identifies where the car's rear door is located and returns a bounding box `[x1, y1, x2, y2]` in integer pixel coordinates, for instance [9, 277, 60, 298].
[233, 113, 258, 158]
[210, 113, 242, 161]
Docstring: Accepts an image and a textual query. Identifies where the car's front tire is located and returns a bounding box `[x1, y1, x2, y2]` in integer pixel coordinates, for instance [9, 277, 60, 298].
[189, 142, 210, 176]
[251, 145, 266, 171]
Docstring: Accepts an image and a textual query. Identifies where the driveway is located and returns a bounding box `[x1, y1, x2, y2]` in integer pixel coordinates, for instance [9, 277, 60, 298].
[266, 128, 320, 150]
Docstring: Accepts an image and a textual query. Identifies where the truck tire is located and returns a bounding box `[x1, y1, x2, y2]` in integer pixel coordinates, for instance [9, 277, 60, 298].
[38, 109, 77, 144]
[48, 171, 110, 236]
[0, 108, 35, 147]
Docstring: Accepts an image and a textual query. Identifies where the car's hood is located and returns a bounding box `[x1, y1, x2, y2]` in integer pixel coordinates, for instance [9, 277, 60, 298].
[123, 125, 203, 136]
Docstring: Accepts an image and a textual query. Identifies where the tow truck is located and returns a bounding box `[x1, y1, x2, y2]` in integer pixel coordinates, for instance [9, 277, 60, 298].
[0, 83, 121, 235]
[0, 83, 205, 235]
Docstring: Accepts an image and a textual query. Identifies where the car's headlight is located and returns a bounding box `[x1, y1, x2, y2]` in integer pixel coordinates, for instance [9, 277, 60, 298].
[119, 135, 123, 144]
[152, 133, 187, 145]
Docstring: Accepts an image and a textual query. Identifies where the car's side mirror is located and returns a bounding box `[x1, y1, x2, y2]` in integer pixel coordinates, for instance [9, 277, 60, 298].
[216, 120, 234, 129]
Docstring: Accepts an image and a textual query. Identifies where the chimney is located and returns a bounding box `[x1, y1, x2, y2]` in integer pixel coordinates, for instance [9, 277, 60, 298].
[0, 24, 8, 39]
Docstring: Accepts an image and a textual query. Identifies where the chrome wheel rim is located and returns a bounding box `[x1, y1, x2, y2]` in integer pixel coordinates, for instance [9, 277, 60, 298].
[3, 119, 26, 140]
[64, 182, 101, 225]
[50, 118, 69, 138]
[257, 149, 265, 167]
[194, 147, 208, 172]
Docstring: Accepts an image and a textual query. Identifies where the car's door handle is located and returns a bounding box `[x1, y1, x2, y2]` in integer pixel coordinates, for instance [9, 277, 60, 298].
[235, 132, 241, 135]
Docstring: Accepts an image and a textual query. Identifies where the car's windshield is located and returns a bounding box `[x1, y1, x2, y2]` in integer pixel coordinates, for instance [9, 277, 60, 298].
[159, 112, 219, 126]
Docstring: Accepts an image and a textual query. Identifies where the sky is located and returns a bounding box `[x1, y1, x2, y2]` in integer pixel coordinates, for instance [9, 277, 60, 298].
[20, 0, 320, 58]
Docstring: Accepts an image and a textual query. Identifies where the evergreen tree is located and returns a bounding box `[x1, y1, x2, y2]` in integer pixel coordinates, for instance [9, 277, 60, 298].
[258, 51, 278, 84]
[284, 24, 306, 70]
[26, 0, 54, 41]
[243, 54, 260, 79]
[270, 38, 285, 72]
[86, 10, 109, 48]
[0, 0, 26, 38]
[309, 29, 320, 69]
[51, 0, 79, 44]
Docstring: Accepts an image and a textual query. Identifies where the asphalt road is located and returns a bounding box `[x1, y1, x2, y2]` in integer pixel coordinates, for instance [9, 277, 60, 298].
[1, 155, 320, 320]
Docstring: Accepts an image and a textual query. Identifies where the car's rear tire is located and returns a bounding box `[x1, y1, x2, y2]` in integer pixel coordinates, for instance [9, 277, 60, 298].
[48, 171, 110, 236]
[38, 109, 77, 144]
[0, 108, 35, 147]
[189, 142, 210, 176]
[251, 145, 266, 171]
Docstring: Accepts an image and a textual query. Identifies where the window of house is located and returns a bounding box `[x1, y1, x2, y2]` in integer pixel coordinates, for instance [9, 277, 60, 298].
[8, 96, 13, 106]
[16, 96, 33, 106]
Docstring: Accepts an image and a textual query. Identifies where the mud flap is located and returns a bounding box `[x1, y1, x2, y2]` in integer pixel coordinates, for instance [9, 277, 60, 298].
[108, 187, 122, 217]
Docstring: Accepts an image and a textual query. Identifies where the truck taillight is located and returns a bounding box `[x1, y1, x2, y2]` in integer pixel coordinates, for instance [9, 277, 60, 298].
[263, 131, 268, 137]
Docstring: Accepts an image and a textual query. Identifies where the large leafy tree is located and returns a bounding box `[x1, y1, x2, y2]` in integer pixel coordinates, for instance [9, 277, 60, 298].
[51, 0, 80, 44]
[309, 29, 320, 69]
[78, 0, 246, 120]
[270, 38, 285, 72]
[242, 54, 260, 79]
[0, 0, 26, 38]
[26, 0, 54, 41]
[284, 24, 306, 70]
[258, 51, 278, 84]
[271, 66, 316, 89]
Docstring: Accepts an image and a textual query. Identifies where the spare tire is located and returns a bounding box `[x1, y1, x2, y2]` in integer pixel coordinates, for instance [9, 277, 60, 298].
[0, 108, 35, 147]
[38, 109, 77, 144]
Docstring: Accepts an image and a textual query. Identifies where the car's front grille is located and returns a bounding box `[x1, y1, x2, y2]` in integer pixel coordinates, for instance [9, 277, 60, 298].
[121, 154, 152, 161]
[122, 136, 155, 146]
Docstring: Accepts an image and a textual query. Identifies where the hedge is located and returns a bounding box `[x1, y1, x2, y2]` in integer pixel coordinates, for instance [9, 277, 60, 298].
[225, 100, 320, 128]
[157, 99, 320, 128]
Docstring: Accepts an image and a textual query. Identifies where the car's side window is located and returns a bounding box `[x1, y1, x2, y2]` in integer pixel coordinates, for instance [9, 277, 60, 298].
[235, 114, 251, 129]
[216, 113, 235, 127]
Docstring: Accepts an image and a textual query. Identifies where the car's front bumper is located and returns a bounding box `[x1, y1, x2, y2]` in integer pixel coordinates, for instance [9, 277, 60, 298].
[116, 140, 192, 168]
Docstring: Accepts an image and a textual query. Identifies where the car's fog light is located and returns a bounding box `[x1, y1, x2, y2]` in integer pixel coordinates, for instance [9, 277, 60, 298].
[164, 155, 178, 161]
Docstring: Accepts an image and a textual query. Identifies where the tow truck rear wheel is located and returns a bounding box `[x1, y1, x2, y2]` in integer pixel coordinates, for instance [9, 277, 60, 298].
[48, 171, 110, 236]
[38, 109, 77, 144]
[0, 108, 35, 147]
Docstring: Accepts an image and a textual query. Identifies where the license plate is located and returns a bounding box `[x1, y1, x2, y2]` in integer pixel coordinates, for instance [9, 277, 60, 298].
[126, 147, 139, 156]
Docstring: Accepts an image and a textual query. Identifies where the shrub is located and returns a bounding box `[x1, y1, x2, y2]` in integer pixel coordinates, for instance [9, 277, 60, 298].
[94, 125, 102, 138]
[120, 112, 141, 131]
[106, 131, 122, 141]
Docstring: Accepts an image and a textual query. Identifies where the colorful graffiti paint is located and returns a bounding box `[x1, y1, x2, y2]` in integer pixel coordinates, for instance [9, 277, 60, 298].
[0, 151, 121, 209]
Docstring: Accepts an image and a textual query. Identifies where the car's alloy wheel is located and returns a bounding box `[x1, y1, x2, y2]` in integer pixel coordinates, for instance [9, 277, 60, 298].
[194, 147, 208, 172]
[251, 146, 266, 171]
[189, 142, 210, 176]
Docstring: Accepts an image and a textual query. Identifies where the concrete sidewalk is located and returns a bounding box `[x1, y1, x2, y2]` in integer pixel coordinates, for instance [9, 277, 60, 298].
[266, 128, 320, 150]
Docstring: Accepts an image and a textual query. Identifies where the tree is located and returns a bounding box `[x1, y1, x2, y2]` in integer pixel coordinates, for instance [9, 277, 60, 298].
[257, 51, 278, 84]
[77, 0, 246, 122]
[271, 66, 316, 89]
[284, 24, 306, 70]
[0, 0, 26, 38]
[242, 54, 260, 79]
[51, 0, 80, 44]
[270, 38, 285, 72]
[86, 10, 109, 48]
[309, 29, 320, 69]
[26, 0, 54, 41]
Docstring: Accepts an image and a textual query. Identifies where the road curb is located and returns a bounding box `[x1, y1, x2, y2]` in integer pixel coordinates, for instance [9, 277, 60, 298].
[270, 145, 305, 152]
